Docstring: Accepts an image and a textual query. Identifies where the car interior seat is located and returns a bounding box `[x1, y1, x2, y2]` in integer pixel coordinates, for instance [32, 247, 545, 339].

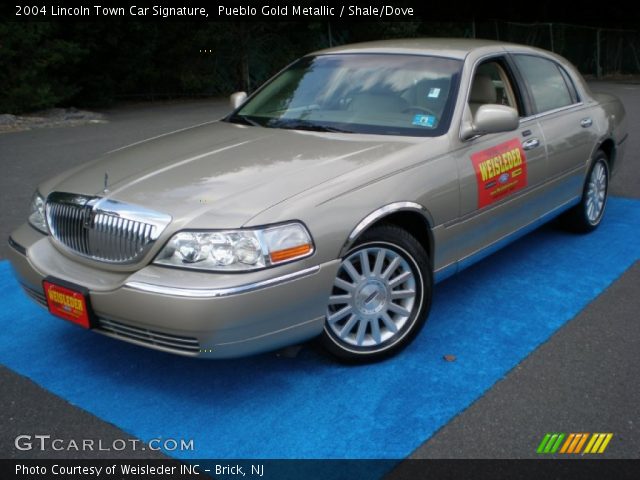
[468, 74, 497, 116]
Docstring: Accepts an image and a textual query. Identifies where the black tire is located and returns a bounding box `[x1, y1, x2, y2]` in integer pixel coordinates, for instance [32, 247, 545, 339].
[562, 150, 610, 233]
[319, 224, 432, 364]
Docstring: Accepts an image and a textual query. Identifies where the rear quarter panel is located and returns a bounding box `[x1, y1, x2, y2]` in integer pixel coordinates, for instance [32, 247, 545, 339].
[591, 92, 628, 176]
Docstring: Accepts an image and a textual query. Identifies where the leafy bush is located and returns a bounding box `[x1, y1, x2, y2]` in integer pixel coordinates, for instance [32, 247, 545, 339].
[0, 23, 86, 113]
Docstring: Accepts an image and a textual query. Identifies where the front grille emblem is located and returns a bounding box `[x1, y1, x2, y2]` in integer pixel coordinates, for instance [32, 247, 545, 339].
[82, 207, 94, 229]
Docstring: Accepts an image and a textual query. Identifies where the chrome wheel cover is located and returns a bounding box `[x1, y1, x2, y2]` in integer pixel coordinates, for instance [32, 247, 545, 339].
[326, 245, 418, 349]
[586, 161, 608, 224]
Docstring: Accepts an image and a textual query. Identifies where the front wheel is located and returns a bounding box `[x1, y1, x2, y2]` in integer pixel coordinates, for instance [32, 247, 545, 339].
[320, 224, 432, 363]
[562, 151, 609, 232]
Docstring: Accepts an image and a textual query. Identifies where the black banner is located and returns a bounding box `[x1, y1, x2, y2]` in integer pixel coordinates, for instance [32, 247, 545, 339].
[4, 459, 640, 480]
[3, 0, 639, 24]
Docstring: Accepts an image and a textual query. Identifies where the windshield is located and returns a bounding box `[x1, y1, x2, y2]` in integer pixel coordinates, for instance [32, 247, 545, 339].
[227, 53, 462, 136]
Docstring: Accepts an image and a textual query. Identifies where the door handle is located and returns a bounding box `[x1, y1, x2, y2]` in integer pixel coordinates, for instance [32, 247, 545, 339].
[522, 138, 540, 151]
[580, 118, 593, 128]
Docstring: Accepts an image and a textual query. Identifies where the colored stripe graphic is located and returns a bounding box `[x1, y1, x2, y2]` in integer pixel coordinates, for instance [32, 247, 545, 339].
[559, 433, 574, 453]
[574, 433, 589, 453]
[550, 434, 565, 453]
[564, 433, 585, 454]
[537, 433, 565, 454]
[539, 433, 613, 454]
[536, 434, 552, 454]
[584, 433, 613, 454]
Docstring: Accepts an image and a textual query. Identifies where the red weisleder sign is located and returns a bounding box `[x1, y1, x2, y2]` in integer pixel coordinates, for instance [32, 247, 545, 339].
[471, 138, 528, 208]
[43, 280, 91, 329]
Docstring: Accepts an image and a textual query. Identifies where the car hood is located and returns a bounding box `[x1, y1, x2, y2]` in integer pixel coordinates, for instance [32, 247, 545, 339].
[45, 121, 420, 230]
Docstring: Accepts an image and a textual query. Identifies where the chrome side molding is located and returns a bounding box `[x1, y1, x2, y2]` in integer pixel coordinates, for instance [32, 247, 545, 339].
[125, 265, 321, 298]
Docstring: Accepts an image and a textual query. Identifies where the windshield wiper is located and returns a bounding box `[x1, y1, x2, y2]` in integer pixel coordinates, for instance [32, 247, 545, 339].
[272, 120, 352, 133]
[227, 115, 261, 127]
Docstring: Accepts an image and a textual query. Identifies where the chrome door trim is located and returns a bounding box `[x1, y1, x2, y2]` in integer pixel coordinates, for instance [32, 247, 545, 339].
[341, 202, 432, 257]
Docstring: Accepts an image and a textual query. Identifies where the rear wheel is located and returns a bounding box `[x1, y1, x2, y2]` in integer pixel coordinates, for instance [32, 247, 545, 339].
[563, 150, 609, 232]
[320, 224, 432, 363]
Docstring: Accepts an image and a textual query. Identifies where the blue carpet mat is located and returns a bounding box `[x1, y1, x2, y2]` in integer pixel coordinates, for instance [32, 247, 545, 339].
[1, 197, 639, 460]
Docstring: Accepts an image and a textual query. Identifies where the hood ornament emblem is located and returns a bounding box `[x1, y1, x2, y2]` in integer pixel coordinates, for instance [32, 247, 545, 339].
[103, 172, 109, 193]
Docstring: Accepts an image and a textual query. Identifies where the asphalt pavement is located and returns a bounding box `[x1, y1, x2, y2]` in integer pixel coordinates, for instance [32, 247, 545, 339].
[0, 84, 638, 461]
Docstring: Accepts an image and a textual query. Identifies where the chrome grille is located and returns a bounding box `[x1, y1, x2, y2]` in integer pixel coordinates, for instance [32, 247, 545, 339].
[48, 202, 155, 262]
[97, 318, 201, 354]
[45, 192, 171, 264]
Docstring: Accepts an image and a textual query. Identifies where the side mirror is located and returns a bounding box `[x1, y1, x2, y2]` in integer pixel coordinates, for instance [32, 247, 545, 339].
[461, 104, 519, 140]
[230, 91, 247, 110]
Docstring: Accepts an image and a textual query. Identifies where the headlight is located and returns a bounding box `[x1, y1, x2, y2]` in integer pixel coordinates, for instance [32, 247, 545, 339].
[154, 222, 314, 271]
[28, 191, 48, 234]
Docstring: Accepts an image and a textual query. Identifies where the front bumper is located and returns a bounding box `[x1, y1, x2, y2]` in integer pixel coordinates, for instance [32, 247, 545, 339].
[8, 223, 340, 358]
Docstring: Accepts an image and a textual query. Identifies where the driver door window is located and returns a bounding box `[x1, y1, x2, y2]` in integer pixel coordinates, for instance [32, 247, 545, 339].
[468, 61, 520, 116]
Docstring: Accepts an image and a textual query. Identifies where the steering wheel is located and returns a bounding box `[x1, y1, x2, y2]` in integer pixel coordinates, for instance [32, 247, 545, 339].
[402, 106, 437, 116]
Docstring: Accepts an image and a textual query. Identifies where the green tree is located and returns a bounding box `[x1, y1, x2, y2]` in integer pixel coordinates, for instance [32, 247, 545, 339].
[0, 22, 86, 113]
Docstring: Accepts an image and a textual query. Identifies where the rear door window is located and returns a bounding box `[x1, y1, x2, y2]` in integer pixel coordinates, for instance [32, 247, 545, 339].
[513, 55, 576, 113]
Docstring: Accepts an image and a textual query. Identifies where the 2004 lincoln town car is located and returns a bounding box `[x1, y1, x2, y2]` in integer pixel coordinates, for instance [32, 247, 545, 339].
[8, 39, 627, 362]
